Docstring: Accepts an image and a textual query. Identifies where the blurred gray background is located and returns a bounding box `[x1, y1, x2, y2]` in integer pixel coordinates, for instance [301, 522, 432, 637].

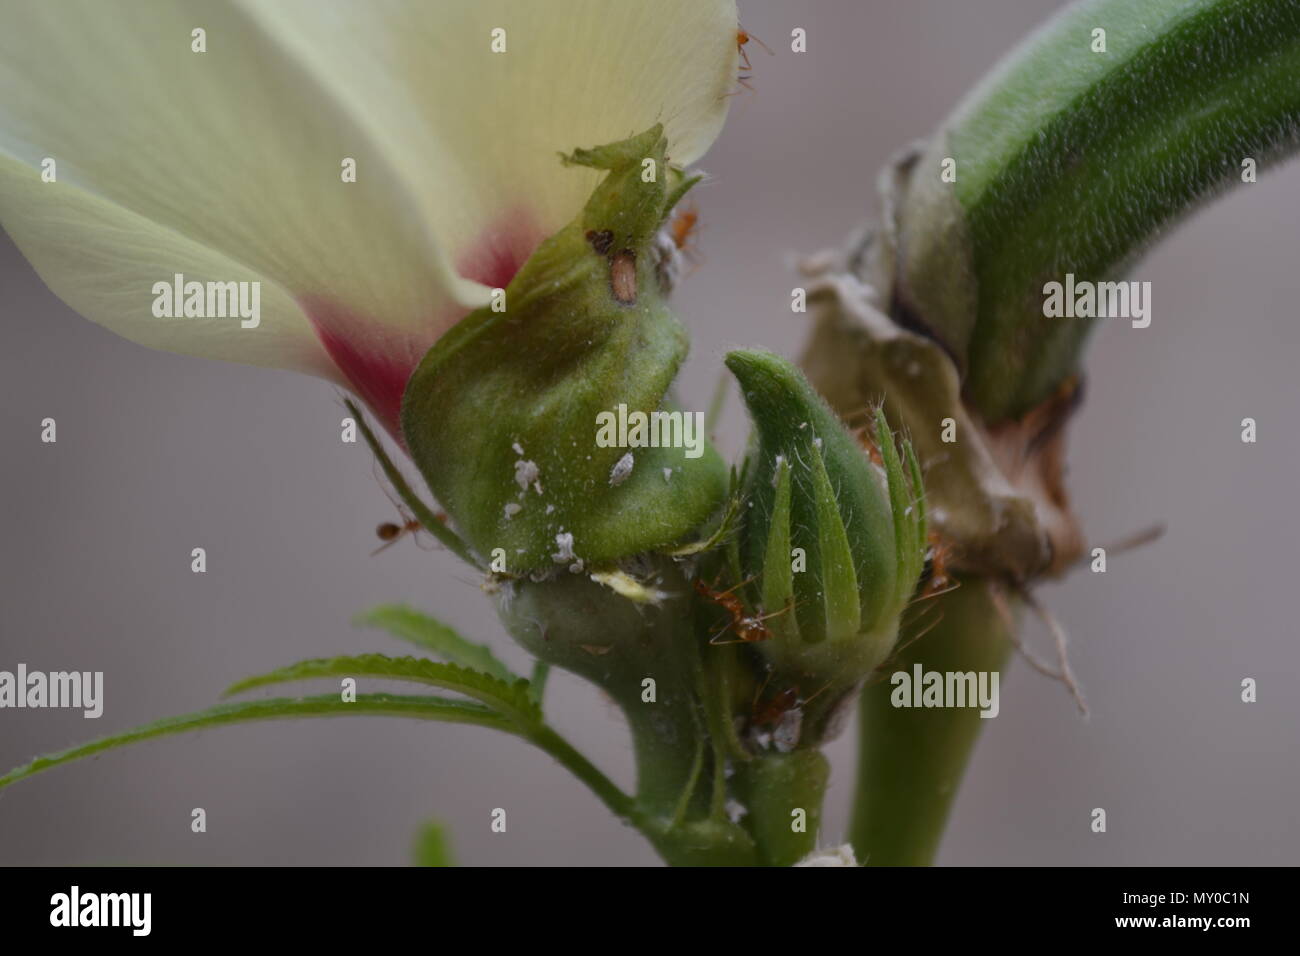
[2, 0, 1297, 866]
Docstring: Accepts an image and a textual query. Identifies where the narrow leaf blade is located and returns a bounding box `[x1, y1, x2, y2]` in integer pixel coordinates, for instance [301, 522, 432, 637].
[355, 605, 515, 683]
[0, 693, 515, 792]
[223, 654, 539, 726]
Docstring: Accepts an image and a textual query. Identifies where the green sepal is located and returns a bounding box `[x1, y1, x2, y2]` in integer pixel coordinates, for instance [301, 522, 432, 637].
[401, 125, 726, 572]
[760, 457, 799, 643]
[808, 441, 860, 643]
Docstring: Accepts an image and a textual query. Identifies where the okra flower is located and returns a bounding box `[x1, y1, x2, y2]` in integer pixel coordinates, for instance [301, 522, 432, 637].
[0, 0, 739, 438]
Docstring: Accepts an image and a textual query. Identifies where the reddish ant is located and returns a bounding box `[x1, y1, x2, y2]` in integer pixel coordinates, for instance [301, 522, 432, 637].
[728, 28, 773, 96]
[693, 576, 794, 644]
[372, 511, 422, 555]
[370, 459, 446, 556]
[668, 203, 700, 254]
[371, 505, 450, 555]
[917, 532, 959, 600]
[666, 203, 703, 275]
[747, 675, 835, 752]
[736, 28, 773, 72]
[750, 686, 799, 728]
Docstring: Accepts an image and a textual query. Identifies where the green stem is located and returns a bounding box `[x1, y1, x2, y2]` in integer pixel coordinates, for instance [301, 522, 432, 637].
[850, 579, 1014, 865]
[898, 0, 1300, 421]
[734, 751, 830, 866]
[526, 724, 636, 823]
[492, 567, 757, 865]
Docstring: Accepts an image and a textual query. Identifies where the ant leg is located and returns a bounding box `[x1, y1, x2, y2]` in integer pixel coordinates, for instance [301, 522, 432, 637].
[801, 679, 835, 708]
[724, 75, 756, 98]
[713, 575, 758, 600]
[749, 31, 775, 56]
[707, 625, 749, 646]
[369, 537, 401, 557]
[750, 597, 801, 624]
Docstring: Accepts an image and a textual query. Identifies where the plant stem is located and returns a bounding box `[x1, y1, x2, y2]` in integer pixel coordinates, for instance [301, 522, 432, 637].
[733, 751, 830, 866]
[849, 579, 1014, 865]
[526, 725, 636, 823]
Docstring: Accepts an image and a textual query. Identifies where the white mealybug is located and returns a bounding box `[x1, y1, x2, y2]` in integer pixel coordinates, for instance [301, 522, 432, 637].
[609, 451, 635, 486]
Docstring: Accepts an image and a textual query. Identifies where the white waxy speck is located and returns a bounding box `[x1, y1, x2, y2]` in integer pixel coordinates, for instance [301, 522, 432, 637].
[795, 845, 859, 867]
[609, 452, 634, 486]
[512, 442, 524, 455]
[771, 454, 787, 488]
[725, 799, 748, 824]
[552, 532, 576, 564]
[514, 459, 540, 491]
[663, 467, 673, 483]
[504, 502, 522, 519]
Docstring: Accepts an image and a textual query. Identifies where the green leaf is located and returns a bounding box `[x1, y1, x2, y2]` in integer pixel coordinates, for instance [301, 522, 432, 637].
[0, 694, 515, 792]
[355, 605, 515, 683]
[413, 819, 456, 867]
[224, 654, 540, 727]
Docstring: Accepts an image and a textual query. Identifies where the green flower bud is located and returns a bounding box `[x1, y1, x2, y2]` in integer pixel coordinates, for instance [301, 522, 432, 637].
[401, 126, 726, 573]
[726, 349, 927, 686]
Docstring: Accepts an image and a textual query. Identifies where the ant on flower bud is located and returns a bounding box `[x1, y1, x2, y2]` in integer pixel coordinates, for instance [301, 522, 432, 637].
[694, 575, 795, 644]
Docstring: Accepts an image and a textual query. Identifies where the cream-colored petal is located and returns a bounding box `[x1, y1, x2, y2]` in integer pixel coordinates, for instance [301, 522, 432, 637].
[0, 0, 482, 387]
[242, 0, 741, 277]
[0, 149, 336, 378]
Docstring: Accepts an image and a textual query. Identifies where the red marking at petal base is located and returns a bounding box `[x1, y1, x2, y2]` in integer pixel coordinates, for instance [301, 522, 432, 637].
[303, 210, 544, 441]
[456, 209, 545, 291]
[301, 295, 444, 442]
